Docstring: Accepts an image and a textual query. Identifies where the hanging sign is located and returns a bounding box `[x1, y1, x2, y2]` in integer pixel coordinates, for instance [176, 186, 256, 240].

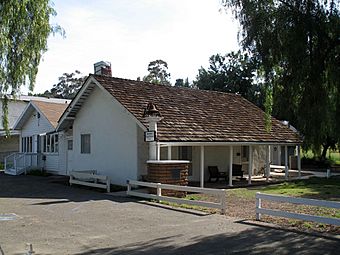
[144, 131, 156, 142]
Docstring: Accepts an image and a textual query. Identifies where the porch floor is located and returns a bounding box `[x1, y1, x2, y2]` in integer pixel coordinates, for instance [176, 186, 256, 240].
[189, 169, 323, 189]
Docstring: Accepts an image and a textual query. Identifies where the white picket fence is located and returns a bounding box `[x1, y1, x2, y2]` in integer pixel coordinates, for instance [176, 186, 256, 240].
[256, 192, 340, 226]
[126, 180, 226, 214]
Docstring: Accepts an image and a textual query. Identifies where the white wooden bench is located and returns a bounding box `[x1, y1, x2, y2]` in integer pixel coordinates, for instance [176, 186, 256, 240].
[69, 170, 110, 192]
[270, 164, 286, 171]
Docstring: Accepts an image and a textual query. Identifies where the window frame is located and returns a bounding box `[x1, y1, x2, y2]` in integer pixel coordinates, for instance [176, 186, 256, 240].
[40, 133, 59, 154]
[81, 134, 91, 154]
[21, 136, 33, 153]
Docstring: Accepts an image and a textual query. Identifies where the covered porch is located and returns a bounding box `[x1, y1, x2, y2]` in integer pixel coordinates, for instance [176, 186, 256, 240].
[157, 142, 302, 188]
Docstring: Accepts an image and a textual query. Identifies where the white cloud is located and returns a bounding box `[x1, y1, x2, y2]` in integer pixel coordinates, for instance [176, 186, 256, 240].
[32, 0, 239, 93]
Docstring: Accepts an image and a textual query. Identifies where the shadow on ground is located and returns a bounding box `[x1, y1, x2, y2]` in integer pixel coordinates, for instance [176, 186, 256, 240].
[74, 226, 340, 255]
[0, 172, 136, 204]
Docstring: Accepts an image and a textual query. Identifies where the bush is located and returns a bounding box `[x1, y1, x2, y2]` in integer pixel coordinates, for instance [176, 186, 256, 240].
[301, 157, 332, 168]
[27, 169, 51, 177]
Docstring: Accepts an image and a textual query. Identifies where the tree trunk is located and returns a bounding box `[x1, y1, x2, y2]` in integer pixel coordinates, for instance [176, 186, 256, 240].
[321, 144, 330, 160]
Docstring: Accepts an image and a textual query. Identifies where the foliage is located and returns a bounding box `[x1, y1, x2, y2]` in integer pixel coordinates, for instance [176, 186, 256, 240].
[303, 149, 340, 165]
[143, 59, 171, 85]
[27, 169, 51, 176]
[222, 0, 340, 158]
[0, 0, 63, 134]
[194, 51, 265, 107]
[174, 78, 191, 88]
[35, 70, 86, 99]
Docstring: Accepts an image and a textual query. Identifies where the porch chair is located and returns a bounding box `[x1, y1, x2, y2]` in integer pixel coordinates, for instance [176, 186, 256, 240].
[208, 166, 228, 183]
[232, 164, 244, 179]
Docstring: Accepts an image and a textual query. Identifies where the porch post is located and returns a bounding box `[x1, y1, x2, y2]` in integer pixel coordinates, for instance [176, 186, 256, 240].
[297, 145, 301, 178]
[265, 145, 270, 182]
[285, 145, 288, 180]
[167, 145, 172, 160]
[278, 145, 282, 165]
[200, 146, 204, 188]
[229, 146, 233, 187]
[157, 143, 160, 160]
[248, 145, 253, 184]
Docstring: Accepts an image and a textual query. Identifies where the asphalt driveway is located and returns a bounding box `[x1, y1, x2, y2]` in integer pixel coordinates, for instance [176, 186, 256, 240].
[0, 172, 339, 255]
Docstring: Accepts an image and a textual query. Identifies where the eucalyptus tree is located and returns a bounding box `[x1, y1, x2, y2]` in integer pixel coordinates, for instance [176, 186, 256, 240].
[0, 0, 63, 134]
[143, 59, 171, 86]
[222, 0, 340, 157]
[36, 71, 86, 99]
[194, 51, 265, 108]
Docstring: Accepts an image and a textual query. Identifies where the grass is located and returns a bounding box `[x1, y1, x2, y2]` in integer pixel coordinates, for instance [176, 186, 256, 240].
[330, 151, 340, 164]
[223, 177, 340, 204]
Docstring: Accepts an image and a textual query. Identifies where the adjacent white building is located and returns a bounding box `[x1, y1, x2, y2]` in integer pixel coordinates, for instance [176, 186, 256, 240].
[0, 96, 70, 165]
[5, 100, 69, 175]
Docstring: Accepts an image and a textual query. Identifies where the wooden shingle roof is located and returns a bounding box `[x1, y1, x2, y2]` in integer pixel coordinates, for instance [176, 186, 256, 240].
[93, 75, 301, 144]
[32, 101, 69, 128]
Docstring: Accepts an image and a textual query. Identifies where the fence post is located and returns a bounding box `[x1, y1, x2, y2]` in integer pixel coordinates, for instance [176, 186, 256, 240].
[256, 192, 261, 220]
[106, 177, 110, 193]
[156, 183, 162, 201]
[126, 180, 131, 195]
[326, 169, 331, 179]
[14, 155, 17, 174]
[70, 174, 73, 186]
[220, 189, 226, 215]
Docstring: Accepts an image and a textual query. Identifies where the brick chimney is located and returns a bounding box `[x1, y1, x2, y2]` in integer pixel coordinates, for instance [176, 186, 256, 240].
[94, 61, 112, 76]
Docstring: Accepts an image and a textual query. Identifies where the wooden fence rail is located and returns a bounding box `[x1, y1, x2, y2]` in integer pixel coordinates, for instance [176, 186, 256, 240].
[69, 171, 110, 192]
[126, 180, 226, 214]
[256, 192, 340, 226]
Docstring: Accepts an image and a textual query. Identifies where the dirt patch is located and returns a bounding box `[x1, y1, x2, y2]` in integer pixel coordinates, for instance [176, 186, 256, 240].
[197, 191, 340, 235]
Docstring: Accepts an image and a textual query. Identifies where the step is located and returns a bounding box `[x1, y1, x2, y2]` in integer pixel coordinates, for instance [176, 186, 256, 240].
[4, 168, 17, 175]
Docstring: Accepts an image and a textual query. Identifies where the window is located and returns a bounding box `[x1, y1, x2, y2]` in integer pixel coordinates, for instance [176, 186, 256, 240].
[43, 135, 46, 152]
[21, 136, 33, 153]
[81, 134, 91, 154]
[67, 140, 73, 150]
[242, 146, 249, 159]
[178, 146, 192, 176]
[41, 133, 59, 153]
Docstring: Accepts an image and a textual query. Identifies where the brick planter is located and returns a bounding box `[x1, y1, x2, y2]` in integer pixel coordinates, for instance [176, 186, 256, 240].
[147, 160, 189, 198]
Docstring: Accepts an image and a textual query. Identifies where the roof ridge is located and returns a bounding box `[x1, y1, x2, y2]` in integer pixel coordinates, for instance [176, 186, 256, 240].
[92, 74, 239, 97]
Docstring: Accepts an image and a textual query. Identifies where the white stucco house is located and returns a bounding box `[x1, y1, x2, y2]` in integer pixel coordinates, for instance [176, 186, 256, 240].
[5, 62, 302, 187]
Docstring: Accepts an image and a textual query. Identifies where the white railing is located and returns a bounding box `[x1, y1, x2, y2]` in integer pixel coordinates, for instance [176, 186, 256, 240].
[4, 153, 43, 175]
[69, 171, 111, 192]
[126, 180, 226, 214]
[4, 152, 17, 170]
[256, 192, 340, 226]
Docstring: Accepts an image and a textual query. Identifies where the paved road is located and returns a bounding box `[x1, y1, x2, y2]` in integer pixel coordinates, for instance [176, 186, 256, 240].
[0, 173, 339, 255]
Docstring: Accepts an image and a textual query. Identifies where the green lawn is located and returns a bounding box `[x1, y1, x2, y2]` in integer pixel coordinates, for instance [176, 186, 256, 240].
[249, 177, 340, 200]
[303, 150, 340, 165]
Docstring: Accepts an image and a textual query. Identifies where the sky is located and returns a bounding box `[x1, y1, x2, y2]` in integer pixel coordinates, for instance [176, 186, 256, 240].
[32, 0, 240, 94]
